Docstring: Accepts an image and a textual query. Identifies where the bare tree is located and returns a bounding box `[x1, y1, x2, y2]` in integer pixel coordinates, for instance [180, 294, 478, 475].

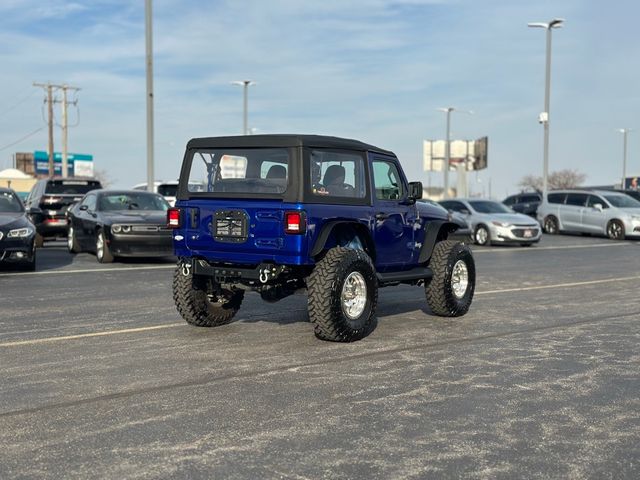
[93, 168, 114, 188]
[548, 169, 587, 189]
[518, 169, 586, 191]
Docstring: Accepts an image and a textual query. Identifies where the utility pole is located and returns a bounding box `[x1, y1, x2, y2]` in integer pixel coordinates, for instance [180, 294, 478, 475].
[437, 107, 473, 199]
[34, 82, 56, 176]
[619, 128, 632, 189]
[59, 85, 80, 178]
[34, 82, 80, 177]
[145, 0, 155, 192]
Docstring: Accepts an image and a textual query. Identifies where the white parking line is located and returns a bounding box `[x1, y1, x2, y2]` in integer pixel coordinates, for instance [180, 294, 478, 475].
[0, 323, 184, 347]
[2, 274, 639, 348]
[474, 242, 632, 253]
[0, 265, 175, 277]
[476, 274, 640, 295]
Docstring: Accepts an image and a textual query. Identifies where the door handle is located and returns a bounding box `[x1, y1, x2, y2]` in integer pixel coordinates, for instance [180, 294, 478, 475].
[375, 212, 390, 220]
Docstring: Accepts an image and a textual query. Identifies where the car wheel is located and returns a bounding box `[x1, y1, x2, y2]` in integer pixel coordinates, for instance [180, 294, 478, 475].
[606, 220, 625, 240]
[67, 225, 81, 253]
[173, 259, 244, 327]
[544, 216, 559, 234]
[425, 240, 475, 317]
[307, 247, 378, 342]
[474, 225, 490, 246]
[22, 241, 36, 272]
[96, 230, 114, 263]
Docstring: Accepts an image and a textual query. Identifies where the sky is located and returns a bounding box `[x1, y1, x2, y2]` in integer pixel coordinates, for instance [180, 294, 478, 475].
[0, 0, 638, 197]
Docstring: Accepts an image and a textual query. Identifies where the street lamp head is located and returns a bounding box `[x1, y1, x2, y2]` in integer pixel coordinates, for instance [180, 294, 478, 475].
[437, 107, 454, 113]
[231, 80, 256, 86]
[528, 18, 564, 29]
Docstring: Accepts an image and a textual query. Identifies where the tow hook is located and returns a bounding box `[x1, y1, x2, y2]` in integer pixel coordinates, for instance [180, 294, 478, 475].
[259, 265, 279, 284]
[181, 262, 192, 277]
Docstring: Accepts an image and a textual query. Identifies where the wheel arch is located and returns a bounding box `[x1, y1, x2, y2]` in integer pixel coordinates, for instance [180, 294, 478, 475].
[418, 220, 459, 264]
[310, 220, 376, 262]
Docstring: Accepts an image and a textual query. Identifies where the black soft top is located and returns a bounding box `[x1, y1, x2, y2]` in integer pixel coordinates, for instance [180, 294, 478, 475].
[186, 134, 395, 156]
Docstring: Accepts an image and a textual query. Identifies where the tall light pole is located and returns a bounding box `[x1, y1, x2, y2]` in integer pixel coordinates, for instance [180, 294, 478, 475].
[145, 0, 154, 192]
[232, 80, 255, 135]
[437, 107, 473, 199]
[619, 128, 632, 189]
[528, 18, 564, 197]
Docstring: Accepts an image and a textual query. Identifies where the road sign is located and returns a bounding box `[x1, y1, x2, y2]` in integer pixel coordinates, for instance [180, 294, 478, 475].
[34, 151, 94, 177]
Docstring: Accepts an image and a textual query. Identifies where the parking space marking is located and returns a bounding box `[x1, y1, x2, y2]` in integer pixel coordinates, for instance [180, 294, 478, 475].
[2, 275, 639, 348]
[0, 323, 183, 347]
[0, 265, 175, 277]
[474, 242, 632, 253]
[476, 274, 640, 295]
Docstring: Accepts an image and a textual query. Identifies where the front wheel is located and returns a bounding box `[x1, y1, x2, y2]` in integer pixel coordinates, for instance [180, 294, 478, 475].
[173, 260, 244, 327]
[474, 225, 490, 246]
[96, 230, 114, 263]
[308, 247, 378, 342]
[544, 216, 559, 235]
[426, 240, 475, 317]
[607, 220, 625, 240]
[68, 225, 80, 253]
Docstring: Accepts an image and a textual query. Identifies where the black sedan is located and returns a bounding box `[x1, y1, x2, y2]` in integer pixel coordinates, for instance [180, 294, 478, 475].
[67, 190, 173, 263]
[0, 187, 39, 271]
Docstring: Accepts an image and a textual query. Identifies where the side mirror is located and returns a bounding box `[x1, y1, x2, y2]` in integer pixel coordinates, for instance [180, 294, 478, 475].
[79, 205, 89, 211]
[408, 181, 423, 200]
[460, 208, 470, 215]
[27, 207, 43, 224]
[593, 203, 603, 212]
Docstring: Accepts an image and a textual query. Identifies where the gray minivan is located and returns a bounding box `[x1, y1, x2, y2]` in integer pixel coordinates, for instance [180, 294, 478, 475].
[537, 190, 640, 240]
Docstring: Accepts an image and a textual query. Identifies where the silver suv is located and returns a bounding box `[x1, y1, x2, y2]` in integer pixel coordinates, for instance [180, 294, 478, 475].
[537, 190, 640, 240]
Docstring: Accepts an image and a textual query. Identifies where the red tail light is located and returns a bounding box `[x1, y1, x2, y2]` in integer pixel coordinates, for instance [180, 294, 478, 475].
[167, 208, 182, 228]
[284, 211, 306, 234]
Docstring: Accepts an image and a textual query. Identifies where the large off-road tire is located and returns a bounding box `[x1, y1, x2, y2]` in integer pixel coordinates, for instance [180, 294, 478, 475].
[67, 225, 80, 253]
[474, 224, 490, 246]
[606, 220, 625, 240]
[426, 240, 475, 317]
[95, 229, 114, 263]
[308, 247, 377, 342]
[173, 260, 244, 327]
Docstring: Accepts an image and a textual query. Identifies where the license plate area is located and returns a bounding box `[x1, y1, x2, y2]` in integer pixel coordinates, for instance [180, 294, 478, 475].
[214, 210, 248, 243]
[523, 229, 533, 238]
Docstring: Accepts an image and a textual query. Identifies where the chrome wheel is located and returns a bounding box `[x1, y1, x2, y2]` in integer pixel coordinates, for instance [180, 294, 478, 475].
[96, 233, 104, 260]
[341, 271, 367, 320]
[68, 227, 75, 251]
[451, 260, 469, 299]
[475, 226, 489, 245]
[544, 217, 558, 234]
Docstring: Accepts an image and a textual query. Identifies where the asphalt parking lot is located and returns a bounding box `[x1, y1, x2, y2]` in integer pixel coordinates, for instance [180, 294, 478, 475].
[1, 235, 639, 479]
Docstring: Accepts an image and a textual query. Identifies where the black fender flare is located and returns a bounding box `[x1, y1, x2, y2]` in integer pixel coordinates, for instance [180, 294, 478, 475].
[418, 220, 459, 264]
[310, 220, 375, 260]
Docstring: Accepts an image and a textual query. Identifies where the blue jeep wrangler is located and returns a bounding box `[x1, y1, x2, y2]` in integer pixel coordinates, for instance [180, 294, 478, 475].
[169, 135, 475, 341]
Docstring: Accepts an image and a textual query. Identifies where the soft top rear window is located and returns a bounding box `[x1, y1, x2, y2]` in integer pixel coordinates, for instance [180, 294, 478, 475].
[186, 148, 289, 195]
[46, 179, 101, 195]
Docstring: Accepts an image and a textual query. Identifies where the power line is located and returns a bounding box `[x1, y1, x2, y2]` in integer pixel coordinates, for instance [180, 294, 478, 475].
[0, 90, 37, 118]
[0, 126, 45, 153]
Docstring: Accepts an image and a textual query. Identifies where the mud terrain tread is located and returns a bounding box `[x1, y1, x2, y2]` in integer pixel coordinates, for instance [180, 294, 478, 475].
[425, 240, 475, 317]
[308, 247, 377, 342]
[173, 261, 244, 327]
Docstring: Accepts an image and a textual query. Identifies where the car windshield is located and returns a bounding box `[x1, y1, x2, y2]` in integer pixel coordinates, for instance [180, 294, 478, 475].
[157, 184, 178, 197]
[186, 148, 289, 195]
[468, 200, 512, 214]
[46, 180, 100, 195]
[0, 191, 24, 213]
[604, 194, 640, 209]
[99, 193, 169, 212]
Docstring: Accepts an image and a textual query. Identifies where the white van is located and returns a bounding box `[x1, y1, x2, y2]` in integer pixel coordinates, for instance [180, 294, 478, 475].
[132, 181, 178, 206]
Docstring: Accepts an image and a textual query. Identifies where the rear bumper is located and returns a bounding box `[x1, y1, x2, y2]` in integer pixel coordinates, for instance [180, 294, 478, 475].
[37, 217, 68, 237]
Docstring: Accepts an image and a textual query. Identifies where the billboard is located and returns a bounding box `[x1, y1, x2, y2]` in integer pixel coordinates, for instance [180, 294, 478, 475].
[423, 136, 488, 172]
[34, 151, 94, 177]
